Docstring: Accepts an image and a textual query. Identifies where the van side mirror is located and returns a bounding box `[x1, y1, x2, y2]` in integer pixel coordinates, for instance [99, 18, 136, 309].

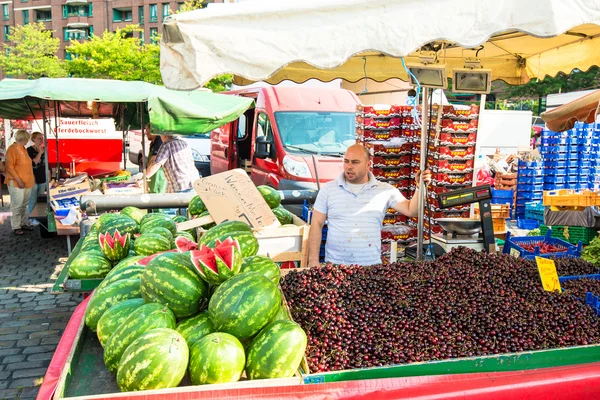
[255, 136, 271, 159]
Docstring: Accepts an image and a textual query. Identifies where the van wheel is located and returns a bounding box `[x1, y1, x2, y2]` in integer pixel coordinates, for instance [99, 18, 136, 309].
[138, 154, 143, 173]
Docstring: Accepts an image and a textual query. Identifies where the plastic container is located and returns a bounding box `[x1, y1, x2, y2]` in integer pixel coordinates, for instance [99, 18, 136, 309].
[544, 160, 567, 169]
[544, 175, 566, 184]
[517, 160, 543, 168]
[517, 176, 543, 185]
[516, 191, 543, 200]
[502, 231, 582, 260]
[517, 219, 540, 230]
[525, 202, 545, 223]
[539, 225, 598, 245]
[518, 169, 544, 177]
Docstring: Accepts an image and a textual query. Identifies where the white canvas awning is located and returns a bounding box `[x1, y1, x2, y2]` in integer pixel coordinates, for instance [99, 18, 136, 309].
[160, 0, 600, 90]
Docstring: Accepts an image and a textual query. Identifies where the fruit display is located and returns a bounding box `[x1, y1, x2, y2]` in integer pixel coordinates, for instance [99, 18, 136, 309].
[561, 278, 600, 300]
[190, 238, 243, 285]
[97, 298, 146, 347]
[281, 247, 600, 373]
[188, 332, 246, 385]
[85, 278, 142, 331]
[240, 255, 281, 285]
[140, 213, 177, 235]
[551, 257, 599, 276]
[134, 233, 172, 256]
[176, 311, 215, 348]
[99, 230, 131, 262]
[120, 206, 147, 225]
[69, 252, 112, 279]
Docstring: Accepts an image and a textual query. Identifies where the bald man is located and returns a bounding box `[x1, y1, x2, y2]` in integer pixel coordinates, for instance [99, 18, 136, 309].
[308, 144, 431, 267]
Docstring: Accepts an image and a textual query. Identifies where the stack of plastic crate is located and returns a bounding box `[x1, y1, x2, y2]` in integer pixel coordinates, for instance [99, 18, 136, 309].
[515, 160, 543, 221]
[573, 123, 593, 191]
[491, 188, 514, 218]
[539, 129, 570, 191]
[585, 122, 600, 191]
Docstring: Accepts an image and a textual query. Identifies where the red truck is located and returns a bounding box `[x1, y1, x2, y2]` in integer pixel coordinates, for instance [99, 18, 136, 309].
[210, 86, 361, 214]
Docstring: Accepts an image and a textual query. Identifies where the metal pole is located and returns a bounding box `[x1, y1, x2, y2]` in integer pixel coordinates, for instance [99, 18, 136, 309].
[121, 104, 127, 170]
[416, 88, 430, 261]
[140, 103, 147, 194]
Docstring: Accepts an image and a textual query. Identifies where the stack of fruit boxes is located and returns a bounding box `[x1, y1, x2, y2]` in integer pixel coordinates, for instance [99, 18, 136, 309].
[516, 160, 544, 221]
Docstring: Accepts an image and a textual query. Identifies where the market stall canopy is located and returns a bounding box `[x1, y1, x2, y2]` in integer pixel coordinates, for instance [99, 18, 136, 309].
[541, 90, 600, 132]
[0, 78, 253, 134]
[160, 0, 600, 90]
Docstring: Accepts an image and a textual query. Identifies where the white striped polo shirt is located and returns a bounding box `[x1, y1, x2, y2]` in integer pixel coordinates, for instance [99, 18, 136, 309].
[314, 172, 405, 266]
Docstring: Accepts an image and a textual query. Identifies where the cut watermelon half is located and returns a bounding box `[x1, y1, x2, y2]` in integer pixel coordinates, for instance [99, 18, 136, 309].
[175, 236, 199, 252]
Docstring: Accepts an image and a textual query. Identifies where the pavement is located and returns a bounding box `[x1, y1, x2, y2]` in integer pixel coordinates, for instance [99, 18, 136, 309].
[0, 193, 82, 400]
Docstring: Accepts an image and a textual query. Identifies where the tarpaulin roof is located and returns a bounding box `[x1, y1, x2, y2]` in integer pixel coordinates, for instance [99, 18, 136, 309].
[541, 90, 600, 132]
[160, 0, 600, 90]
[0, 78, 253, 134]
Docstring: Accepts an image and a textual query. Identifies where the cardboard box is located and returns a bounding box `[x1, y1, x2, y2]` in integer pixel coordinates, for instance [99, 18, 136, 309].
[49, 178, 91, 203]
[102, 182, 144, 195]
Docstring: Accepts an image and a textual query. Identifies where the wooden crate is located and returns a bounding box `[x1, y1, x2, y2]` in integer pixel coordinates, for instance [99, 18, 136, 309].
[255, 215, 309, 268]
[543, 190, 600, 207]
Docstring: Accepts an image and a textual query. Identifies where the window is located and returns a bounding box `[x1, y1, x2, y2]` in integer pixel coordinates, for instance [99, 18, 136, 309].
[149, 4, 157, 22]
[64, 50, 72, 60]
[149, 27, 158, 43]
[161, 3, 170, 18]
[177, 2, 184, 11]
[138, 6, 144, 24]
[113, 9, 132, 22]
[2, 5, 9, 21]
[22, 10, 28, 24]
[139, 31, 144, 44]
[4, 25, 10, 41]
[63, 26, 92, 41]
[63, 5, 91, 18]
[36, 11, 52, 22]
[256, 113, 275, 158]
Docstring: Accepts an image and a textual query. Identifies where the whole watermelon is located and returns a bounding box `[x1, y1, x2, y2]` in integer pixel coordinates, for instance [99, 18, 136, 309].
[81, 233, 102, 253]
[241, 255, 280, 285]
[199, 220, 252, 246]
[117, 328, 188, 392]
[141, 252, 208, 319]
[140, 214, 177, 235]
[257, 185, 281, 209]
[96, 298, 145, 347]
[188, 195, 207, 216]
[245, 320, 307, 379]
[95, 264, 145, 293]
[208, 272, 281, 340]
[188, 332, 245, 385]
[272, 206, 293, 225]
[120, 206, 146, 225]
[69, 252, 112, 279]
[205, 230, 259, 259]
[111, 255, 146, 273]
[85, 278, 141, 331]
[175, 311, 215, 348]
[99, 214, 138, 236]
[172, 215, 188, 224]
[269, 305, 290, 323]
[198, 210, 216, 230]
[134, 233, 172, 256]
[104, 303, 176, 373]
[144, 226, 174, 241]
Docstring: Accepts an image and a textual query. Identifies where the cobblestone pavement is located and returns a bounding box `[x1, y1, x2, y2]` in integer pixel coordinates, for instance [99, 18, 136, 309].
[0, 194, 82, 400]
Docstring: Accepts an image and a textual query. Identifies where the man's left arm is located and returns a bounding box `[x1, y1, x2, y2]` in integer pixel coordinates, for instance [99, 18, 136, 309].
[146, 144, 168, 178]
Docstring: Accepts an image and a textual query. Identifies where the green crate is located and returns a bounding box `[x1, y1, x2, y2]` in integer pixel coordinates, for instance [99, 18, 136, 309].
[540, 224, 598, 245]
[95, 173, 131, 183]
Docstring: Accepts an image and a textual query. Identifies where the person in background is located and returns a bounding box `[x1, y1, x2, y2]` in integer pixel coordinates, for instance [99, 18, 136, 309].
[6, 129, 35, 235]
[145, 124, 167, 194]
[27, 132, 47, 226]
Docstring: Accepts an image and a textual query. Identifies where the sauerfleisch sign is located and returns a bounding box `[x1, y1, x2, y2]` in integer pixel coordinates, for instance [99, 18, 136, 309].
[32, 118, 120, 139]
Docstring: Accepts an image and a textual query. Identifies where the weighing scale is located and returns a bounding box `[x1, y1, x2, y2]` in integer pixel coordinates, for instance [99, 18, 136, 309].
[405, 184, 496, 259]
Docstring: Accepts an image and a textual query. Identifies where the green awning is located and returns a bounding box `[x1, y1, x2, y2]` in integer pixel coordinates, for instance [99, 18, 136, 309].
[0, 78, 252, 134]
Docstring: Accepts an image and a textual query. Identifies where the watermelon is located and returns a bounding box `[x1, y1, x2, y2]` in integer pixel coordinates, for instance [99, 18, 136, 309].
[245, 320, 307, 379]
[205, 230, 259, 259]
[140, 252, 209, 319]
[99, 230, 131, 262]
[208, 272, 281, 340]
[120, 206, 146, 225]
[190, 238, 243, 285]
[95, 264, 145, 293]
[272, 205, 293, 225]
[117, 328, 188, 392]
[139, 212, 167, 225]
[69, 252, 112, 279]
[269, 304, 290, 323]
[257, 185, 281, 209]
[241, 255, 280, 285]
[99, 214, 139, 236]
[174, 236, 198, 252]
[111, 255, 146, 273]
[176, 311, 214, 348]
[189, 195, 207, 216]
[197, 210, 216, 230]
[134, 233, 172, 256]
[172, 215, 188, 224]
[144, 226, 174, 241]
[199, 220, 252, 246]
[81, 233, 102, 252]
[85, 278, 142, 331]
[188, 332, 245, 385]
[140, 214, 177, 235]
[96, 298, 145, 347]
[104, 303, 176, 373]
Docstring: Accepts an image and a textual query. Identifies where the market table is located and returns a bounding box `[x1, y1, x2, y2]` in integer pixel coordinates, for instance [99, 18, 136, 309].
[55, 222, 80, 255]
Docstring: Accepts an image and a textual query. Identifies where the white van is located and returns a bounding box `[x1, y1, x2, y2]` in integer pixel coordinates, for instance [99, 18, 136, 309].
[127, 130, 211, 177]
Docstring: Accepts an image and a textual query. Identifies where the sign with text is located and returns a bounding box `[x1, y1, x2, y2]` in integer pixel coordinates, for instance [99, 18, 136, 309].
[194, 169, 280, 229]
[32, 118, 120, 139]
[535, 256, 562, 292]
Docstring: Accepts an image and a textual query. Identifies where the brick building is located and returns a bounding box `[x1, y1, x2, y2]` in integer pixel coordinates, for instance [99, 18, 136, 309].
[0, 0, 222, 60]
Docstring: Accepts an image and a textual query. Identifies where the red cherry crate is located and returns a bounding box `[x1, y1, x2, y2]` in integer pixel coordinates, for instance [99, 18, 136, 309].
[381, 226, 418, 242]
[356, 117, 402, 130]
[437, 104, 480, 120]
[434, 145, 476, 160]
[357, 128, 401, 141]
[431, 159, 474, 173]
[372, 168, 411, 180]
[356, 104, 403, 118]
[441, 119, 479, 133]
[383, 214, 408, 226]
[373, 155, 412, 168]
[365, 142, 413, 156]
[426, 210, 471, 219]
[430, 132, 477, 146]
[433, 172, 474, 186]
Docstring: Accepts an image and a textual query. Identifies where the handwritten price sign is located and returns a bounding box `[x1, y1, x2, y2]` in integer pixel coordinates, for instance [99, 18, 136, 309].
[535, 257, 562, 292]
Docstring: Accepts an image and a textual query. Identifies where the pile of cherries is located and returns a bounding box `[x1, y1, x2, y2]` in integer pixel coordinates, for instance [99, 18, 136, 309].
[281, 247, 600, 373]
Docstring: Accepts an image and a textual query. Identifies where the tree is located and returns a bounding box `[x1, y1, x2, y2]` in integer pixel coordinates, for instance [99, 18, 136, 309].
[499, 67, 600, 99]
[0, 22, 66, 79]
[66, 25, 162, 84]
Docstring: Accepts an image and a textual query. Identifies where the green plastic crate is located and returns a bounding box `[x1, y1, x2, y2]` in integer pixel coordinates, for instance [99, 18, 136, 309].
[540, 224, 598, 245]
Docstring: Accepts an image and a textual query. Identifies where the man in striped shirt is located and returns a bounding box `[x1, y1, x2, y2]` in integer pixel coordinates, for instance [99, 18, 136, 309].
[145, 135, 200, 193]
[308, 144, 431, 267]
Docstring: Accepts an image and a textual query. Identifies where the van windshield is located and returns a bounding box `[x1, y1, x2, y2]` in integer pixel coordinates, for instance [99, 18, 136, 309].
[274, 111, 356, 155]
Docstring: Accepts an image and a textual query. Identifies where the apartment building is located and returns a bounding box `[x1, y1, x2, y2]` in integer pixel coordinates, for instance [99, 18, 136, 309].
[0, 0, 222, 59]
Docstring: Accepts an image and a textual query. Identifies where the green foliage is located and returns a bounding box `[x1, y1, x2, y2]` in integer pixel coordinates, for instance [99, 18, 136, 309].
[66, 25, 162, 84]
[0, 22, 66, 78]
[178, 0, 205, 13]
[500, 67, 600, 99]
[582, 236, 600, 266]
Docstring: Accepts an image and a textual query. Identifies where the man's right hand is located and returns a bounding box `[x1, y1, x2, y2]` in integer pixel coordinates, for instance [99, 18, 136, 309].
[308, 258, 321, 269]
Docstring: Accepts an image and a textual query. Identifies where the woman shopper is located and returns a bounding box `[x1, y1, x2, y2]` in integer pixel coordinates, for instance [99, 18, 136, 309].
[6, 129, 34, 235]
[27, 132, 47, 226]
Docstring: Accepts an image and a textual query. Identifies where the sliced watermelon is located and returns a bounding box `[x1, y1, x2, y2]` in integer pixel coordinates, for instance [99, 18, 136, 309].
[190, 239, 242, 285]
[175, 236, 199, 252]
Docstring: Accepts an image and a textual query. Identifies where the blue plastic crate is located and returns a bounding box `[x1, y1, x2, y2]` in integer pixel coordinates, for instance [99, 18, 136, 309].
[589, 183, 600, 190]
[542, 167, 566, 176]
[544, 175, 566, 184]
[542, 145, 570, 153]
[517, 160, 543, 168]
[525, 203, 545, 223]
[544, 160, 567, 169]
[517, 183, 543, 192]
[543, 153, 570, 161]
[543, 183, 566, 190]
[541, 137, 569, 146]
[502, 231, 582, 260]
[516, 193, 543, 202]
[566, 175, 579, 183]
[577, 137, 594, 145]
[517, 175, 543, 185]
[585, 291, 600, 316]
[518, 169, 544, 177]
[517, 219, 540, 230]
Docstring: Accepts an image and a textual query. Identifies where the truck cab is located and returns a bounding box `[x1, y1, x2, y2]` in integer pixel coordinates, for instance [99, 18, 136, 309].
[210, 87, 361, 214]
